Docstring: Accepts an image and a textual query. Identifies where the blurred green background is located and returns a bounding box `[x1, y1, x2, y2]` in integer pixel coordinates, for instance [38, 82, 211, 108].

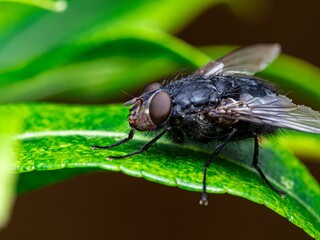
[0, 0, 319, 239]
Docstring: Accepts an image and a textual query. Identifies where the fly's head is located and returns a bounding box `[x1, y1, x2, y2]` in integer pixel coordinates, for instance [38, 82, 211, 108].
[125, 82, 172, 131]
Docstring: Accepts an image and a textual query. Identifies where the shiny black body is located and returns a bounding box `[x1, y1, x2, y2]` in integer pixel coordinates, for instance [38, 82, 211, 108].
[162, 75, 277, 144]
[92, 44, 320, 205]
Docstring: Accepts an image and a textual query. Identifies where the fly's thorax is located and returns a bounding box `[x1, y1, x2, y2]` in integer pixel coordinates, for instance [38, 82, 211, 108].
[164, 77, 222, 119]
[125, 83, 173, 131]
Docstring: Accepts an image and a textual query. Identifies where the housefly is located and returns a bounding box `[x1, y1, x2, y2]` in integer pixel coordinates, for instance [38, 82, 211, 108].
[92, 44, 320, 205]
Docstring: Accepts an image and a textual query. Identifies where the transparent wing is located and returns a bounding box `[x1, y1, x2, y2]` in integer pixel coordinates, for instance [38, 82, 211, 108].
[193, 62, 224, 77]
[193, 44, 281, 78]
[211, 94, 320, 134]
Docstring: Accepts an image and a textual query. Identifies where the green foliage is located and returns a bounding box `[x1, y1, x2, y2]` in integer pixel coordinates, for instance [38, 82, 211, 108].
[0, 0, 67, 12]
[0, 0, 319, 238]
[0, 27, 209, 103]
[2, 103, 320, 238]
[0, 0, 221, 71]
[0, 113, 19, 228]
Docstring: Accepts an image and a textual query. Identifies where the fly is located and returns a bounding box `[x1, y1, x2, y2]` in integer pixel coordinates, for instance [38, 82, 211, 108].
[91, 44, 320, 205]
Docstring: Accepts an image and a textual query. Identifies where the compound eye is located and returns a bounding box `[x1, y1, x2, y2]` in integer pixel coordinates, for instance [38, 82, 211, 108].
[149, 91, 172, 126]
[142, 82, 161, 94]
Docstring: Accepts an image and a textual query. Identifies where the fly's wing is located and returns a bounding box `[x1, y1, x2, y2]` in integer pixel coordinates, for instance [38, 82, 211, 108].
[211, 94, 320, 134]
[193, 44, 281, 78]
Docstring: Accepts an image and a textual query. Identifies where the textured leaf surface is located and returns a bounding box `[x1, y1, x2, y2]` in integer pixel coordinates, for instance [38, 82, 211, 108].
[3, 103, 320, 238]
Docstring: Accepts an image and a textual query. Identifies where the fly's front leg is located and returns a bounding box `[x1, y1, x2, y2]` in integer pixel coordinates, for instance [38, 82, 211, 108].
[252, 133, 286, 197]
[200, 128, 237, 206]
[108, 129, 167, 159]
[91, 129, 135, 150]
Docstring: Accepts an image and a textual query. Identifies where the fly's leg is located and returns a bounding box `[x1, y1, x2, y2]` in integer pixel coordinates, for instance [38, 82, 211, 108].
[200, 128, 237, 206]
[91, 129, 135, 149]
[252, 133, 286, 197]
[108, 129, 167, 159]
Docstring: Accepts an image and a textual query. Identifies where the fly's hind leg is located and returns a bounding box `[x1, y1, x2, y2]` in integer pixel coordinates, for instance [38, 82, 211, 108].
[200, 128, 237, 206]
[252, 132, 286, 197]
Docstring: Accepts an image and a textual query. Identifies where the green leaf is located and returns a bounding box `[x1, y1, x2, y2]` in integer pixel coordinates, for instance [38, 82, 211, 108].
[0, 27, 209, 103]
[0, 112, 20, 228]
[17, 168, 97, 194]
[3, 103, 320, 238]
[0, 0, 67, 12]
[272, 132, 320, 163]
[0, 0, 223, 70]
[2, 39, 320, 108]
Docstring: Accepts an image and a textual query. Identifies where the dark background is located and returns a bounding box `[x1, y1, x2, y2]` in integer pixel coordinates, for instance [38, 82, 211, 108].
[1, 0, 320, 239]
